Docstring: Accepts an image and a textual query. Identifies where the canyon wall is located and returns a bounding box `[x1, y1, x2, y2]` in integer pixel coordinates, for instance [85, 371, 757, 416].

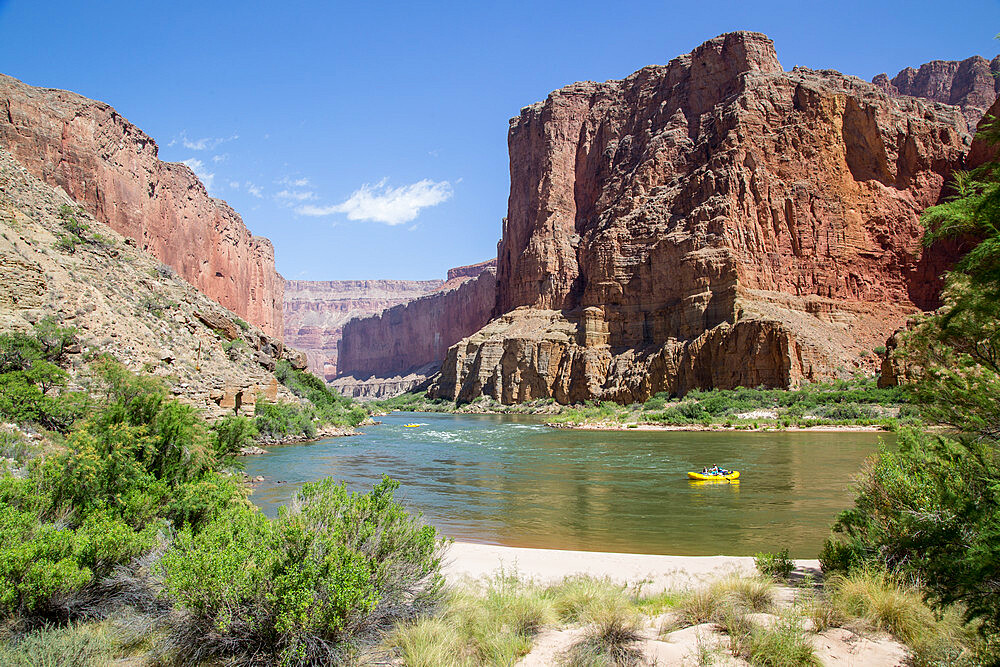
[283, 279, 444, 380]
[873, 55, 1000, 129]
[334, 260, 496, 398]
[0, 74, 285, 339]
[430, 32, 978, 404]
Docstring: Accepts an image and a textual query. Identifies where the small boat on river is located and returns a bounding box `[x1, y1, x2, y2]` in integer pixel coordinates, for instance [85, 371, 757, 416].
[403, 423, 423, 428]
[687, 470, 740, 481]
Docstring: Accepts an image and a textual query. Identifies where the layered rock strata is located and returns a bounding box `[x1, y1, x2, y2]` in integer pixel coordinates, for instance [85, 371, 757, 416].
[0, 74, 285, 339]
[335, 261, 496, 398]
[430, 31, 974, 404]
[283, 279, 444, 380]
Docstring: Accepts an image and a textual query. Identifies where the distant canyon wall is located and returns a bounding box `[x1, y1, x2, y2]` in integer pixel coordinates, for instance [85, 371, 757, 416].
[429, 32, 981, 404]
[283, 279, 444, 380]
[873, 54, 1000, 128]
[334, 260, 496, 397]
[0, 74, 285, 339]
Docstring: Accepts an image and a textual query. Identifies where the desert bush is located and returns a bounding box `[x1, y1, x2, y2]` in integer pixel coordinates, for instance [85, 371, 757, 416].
[755, 549, 794, 580]
[159, 476, 445, 665]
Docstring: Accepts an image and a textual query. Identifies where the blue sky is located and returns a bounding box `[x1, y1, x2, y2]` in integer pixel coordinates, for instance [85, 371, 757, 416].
[1, 1, 998, 280]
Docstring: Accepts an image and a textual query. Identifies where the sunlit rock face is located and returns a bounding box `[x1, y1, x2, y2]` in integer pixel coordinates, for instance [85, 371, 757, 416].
[334, 261, 496, 397]
[873, 54, 1000, 129]
[0, 74, 285, 339]
[430, 31, 978, 404]
[283, 279, 445, 380]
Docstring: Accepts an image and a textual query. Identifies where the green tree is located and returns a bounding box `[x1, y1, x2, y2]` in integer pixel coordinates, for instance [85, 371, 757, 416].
[829, 117, 1000, 639]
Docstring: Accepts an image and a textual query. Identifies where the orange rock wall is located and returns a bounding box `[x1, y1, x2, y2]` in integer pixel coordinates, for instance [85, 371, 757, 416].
[0, 74, 284, 339]
[433, 32, 978, 403]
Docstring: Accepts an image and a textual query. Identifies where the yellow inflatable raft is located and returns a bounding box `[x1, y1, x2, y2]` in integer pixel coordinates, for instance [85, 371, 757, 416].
[687, 470, 740, 481]
[403, 423, 422, 428]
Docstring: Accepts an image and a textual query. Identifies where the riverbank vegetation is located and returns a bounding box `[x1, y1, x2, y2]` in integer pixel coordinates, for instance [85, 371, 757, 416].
[818, 118, 1000, 661]
[375, 377, 914, 431]
[0, 322, 442, 664]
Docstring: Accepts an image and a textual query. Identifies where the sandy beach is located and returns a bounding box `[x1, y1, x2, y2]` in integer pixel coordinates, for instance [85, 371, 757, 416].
[444, 541, 821, 593]
[443, 542, 908, 665]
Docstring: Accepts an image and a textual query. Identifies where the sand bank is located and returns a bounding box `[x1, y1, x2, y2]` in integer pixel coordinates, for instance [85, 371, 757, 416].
[444, 541, 821, 593]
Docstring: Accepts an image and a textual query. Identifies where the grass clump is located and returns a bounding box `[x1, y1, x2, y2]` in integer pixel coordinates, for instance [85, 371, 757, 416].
[389, 571, 552, 666]
[824, 568, 935, 644]
[743, 617, 819, 667]
[0, 621, 115, 666]
[562, 599, 643, 666]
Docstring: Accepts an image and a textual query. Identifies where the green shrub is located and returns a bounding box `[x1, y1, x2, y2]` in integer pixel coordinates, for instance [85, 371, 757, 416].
[817, 538, 863, 574]
[211, 415, 257, 456]
[54, 234, 80, 253]
[254, 397, 315, 440]
[159, 476, 444, 665]
[754, 549, 794, 580]
[272, 360, 369, 428]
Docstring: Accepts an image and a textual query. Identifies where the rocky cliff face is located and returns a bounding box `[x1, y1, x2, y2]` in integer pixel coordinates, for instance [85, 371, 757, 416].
[0, 146, 303, 419]
[0, 74, 285, 339]
[335, 262, 496, 397]
[430, 32, 974, 404]
[283, 279, 444, 380]
[873, 55, 1000, 129]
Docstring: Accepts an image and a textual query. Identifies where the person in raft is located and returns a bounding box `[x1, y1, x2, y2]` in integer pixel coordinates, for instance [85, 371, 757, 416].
[701, 466, 730, 476]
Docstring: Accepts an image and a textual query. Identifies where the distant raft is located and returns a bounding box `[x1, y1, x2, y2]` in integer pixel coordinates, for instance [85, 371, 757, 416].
[403, 423, 423, 428]
[687, 470, 740, 481]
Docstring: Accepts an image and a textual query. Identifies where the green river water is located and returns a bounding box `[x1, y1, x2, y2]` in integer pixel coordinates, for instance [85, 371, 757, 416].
[244, 411, 890, 558]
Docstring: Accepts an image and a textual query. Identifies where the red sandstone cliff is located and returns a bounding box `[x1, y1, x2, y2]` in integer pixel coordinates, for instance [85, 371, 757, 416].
[283, 279, 444, 380]
[0, 74, 284, 339]
[429, 32, 975, 404]
[334, 262, 496, 396]
[873, 55, 1000, 129]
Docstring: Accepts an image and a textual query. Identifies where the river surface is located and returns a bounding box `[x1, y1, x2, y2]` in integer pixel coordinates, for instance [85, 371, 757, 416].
[244, 411, 891, 558]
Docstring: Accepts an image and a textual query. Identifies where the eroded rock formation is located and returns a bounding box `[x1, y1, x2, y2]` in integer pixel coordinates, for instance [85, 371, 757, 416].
[430, 31, 976, 404]
[335, 261, 496, 397]
[0, 74, 285, 339]
[873, 55, 1000, 129]
[283, 279, 444, 380]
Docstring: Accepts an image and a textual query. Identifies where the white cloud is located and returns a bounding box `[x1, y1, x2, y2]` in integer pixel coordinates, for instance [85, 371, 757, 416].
[228, 180, 240, 189]
[278, 176, 310, 187]
[275, 189, 316, 202]
[176, 131, 238, 151]
[297, 178, 452, 225]
[181, 158, 214, 191]
[212, 153, 228, 163]
[245, 182, 263, 198]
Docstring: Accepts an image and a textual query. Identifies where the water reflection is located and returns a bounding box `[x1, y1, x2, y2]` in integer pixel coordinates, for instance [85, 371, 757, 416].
[244, 412, 889, 557]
